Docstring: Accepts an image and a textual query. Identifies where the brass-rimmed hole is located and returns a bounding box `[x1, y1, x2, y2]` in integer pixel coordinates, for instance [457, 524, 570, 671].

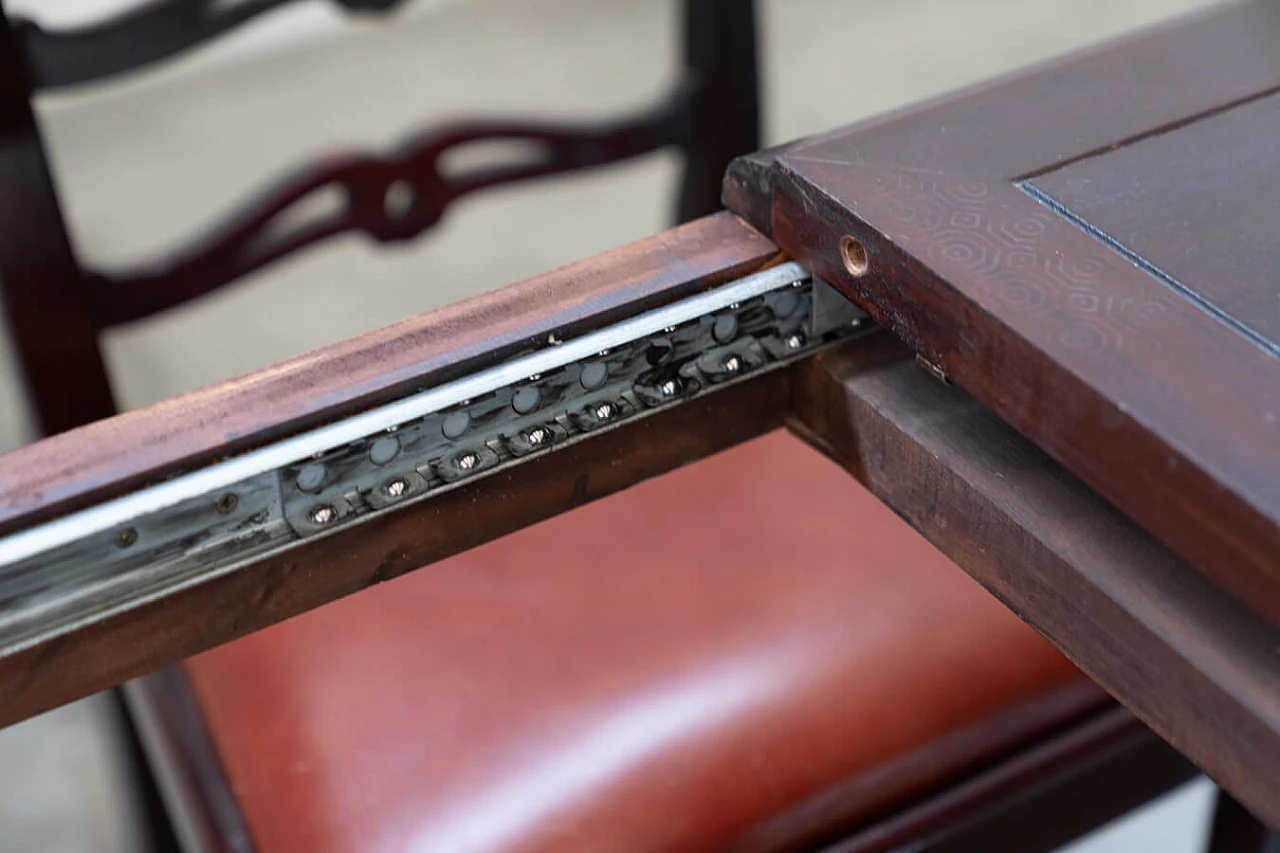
[840, 235, 869, 277]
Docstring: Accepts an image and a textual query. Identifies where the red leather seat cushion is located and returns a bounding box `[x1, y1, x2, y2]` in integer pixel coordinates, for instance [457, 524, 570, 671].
[184, 431, 1099, 852]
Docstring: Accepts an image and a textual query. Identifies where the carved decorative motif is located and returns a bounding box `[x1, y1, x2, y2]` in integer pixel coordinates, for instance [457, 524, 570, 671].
[87, 95, 690, 326]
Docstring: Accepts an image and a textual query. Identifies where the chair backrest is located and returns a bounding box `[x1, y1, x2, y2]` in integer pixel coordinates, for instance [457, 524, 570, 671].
[0, 0, 758, 437]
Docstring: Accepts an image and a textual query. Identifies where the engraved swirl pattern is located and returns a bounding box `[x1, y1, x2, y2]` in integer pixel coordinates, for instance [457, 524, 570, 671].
[862, 168, 1175, 358]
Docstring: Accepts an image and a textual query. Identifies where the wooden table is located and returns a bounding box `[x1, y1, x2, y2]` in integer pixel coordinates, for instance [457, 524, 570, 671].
[1, 0, 1278, 831]
[725, 0, 1280, 825]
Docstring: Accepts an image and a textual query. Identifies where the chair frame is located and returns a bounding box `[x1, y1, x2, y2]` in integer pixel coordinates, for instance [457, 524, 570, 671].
[0, 3, 1270, 851]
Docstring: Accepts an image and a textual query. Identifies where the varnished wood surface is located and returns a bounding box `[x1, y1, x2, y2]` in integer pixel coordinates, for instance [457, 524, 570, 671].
[789, 336, 1280, 827]
[0, 212, 780, 536]
[726, 1, 1280, 628]
[1030, 90, 1280, 352]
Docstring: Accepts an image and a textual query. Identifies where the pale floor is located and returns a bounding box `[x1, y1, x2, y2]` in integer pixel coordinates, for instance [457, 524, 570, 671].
[0, 0, 1226, 850]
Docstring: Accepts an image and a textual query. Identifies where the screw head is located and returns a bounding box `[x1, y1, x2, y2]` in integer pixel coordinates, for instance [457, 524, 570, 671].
[296, 463, 326, 494]
[524, 427, 550, 446]
[369, 436, 400, 466]
[456, 451, 480, 470]
[512, 386, 542, 414]
[216, 493, 239, 514]
[713, 314, 739, 344]
[659, 379, 680, 397]
[442, 411, 470, 439]
[383, 478, 409, 498]
[721, 355, 742, 373]
[580, 362, 609, 390]
[772, 291, 800, 318]
[594, 402, 616, 421]
[309, 505, 338, 525]
[117, 528, 138, 548]
[785, 333, 805, 350]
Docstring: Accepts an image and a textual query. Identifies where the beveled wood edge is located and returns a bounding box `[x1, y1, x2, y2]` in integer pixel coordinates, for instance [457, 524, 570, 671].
[724, 2, 1275, 234]
[0, 211, 781, 534]
[0, 368, 791, 728]
[787, 336, 1280, 828]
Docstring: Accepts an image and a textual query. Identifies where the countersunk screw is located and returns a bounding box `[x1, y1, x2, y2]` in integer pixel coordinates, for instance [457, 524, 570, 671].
[594, 402, 616, 421]
[721, 355, 742, 373]
[216, 493, 239, 514]
[309, 505, 338, 525]
[117, 528, 138, 548]
[785, 333, 805, 350]
[383, 478, 409, 498]
[456, 451, 480, 470]
[525, 426, 550, 446]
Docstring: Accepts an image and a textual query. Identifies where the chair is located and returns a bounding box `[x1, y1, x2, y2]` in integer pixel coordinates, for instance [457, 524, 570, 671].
[131, 430, 1188, 852]
[0, 3, 1235, 851]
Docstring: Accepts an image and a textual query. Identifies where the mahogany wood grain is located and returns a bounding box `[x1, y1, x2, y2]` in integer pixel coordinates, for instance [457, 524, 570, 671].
[788, 336, 1280, 827]
[0, 212, 779, 535]
[1029, 90, 1280, 351]
[726, 1, 1280, 628]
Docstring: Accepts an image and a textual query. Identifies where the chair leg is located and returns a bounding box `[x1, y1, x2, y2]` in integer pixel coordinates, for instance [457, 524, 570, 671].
[817, 707, 1197, 853]
[0, 8, 116, 436]
[676, 0, 760, 222]
[1208, 790, 1280, 853]
[110, 690, 184, 853]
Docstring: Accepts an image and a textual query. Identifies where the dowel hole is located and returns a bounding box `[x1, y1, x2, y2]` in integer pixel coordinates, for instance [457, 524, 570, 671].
[840, 235, 869, 277]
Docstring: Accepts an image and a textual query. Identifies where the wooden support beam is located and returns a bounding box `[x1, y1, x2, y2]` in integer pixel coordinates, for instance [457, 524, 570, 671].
[789, 337, 1280, 828]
